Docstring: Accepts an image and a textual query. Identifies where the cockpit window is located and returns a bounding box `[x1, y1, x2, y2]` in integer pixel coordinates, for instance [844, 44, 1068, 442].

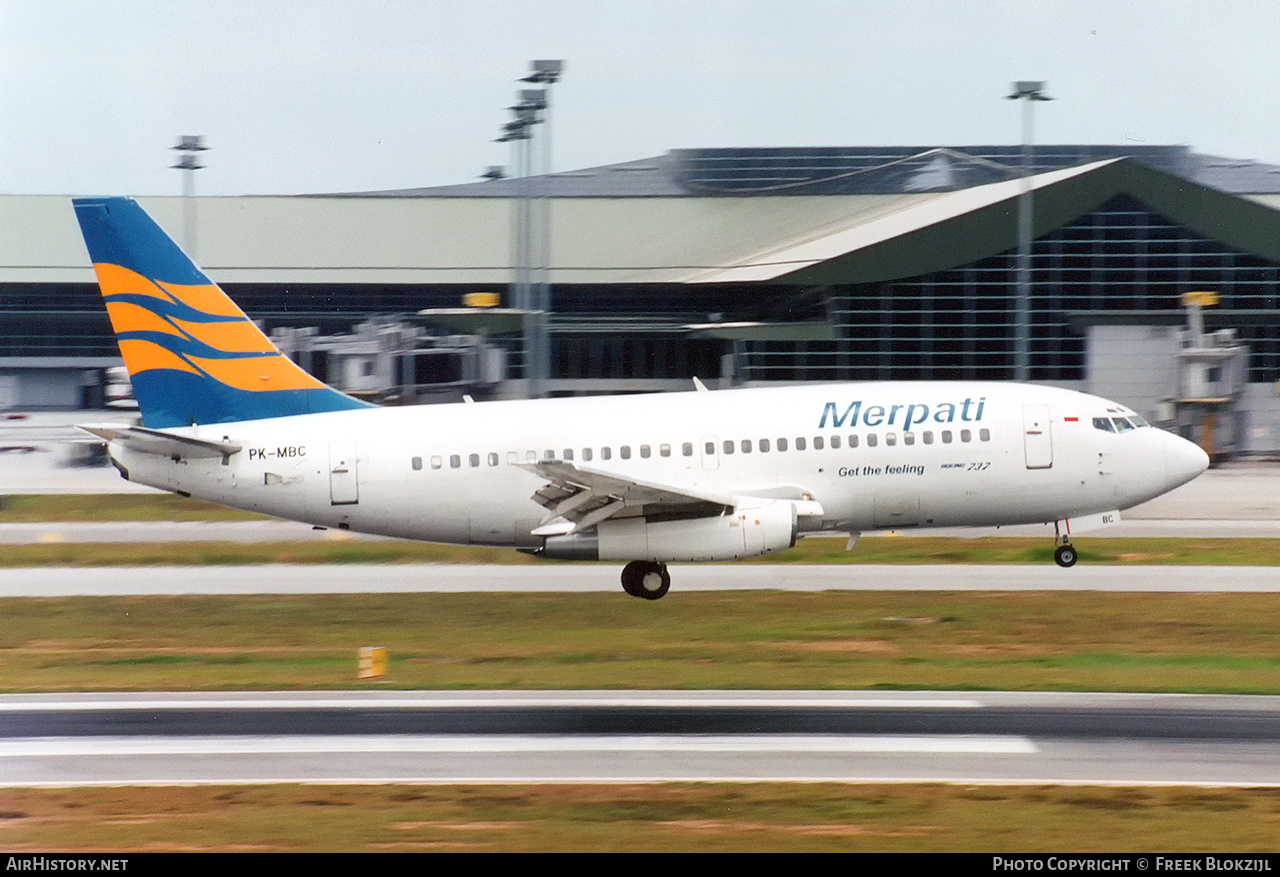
[1092, 417, 1115, 433]
[1129, 414, 1150, 428]
[1112, 417, 1135, 433]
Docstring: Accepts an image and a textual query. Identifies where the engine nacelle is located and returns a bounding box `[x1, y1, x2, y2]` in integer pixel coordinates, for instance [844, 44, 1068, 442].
[540, 499, 798, 562]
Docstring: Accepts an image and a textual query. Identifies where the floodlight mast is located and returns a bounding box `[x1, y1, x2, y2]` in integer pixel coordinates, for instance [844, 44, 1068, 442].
[521, 61, 562, 401]
[496, 60, 563, 399]
[170, 135, 208, 258]
[1006, 81, 1052, 383]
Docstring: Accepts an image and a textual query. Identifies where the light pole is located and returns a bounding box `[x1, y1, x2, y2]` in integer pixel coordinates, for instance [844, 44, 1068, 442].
[1006, 81, 1051, 383]
[520, 61, 563, 400]
[497, 95, 540, 396]
[170, 135, 208, 258]
[496, 60, 563, 399]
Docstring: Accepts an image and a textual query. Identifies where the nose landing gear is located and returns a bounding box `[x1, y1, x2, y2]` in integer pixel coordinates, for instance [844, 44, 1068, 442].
[1054, 542, 1078, 568]
[621, 560, 670, 600]
[1053, 520, 1078, 568]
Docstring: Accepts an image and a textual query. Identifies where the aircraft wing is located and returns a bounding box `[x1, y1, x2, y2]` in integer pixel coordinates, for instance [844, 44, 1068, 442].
[78, 424, 243, 460]
[522, 460, 735, 535]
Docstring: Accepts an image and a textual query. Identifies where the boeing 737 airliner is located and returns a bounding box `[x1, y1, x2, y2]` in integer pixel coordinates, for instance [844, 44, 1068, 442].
[72, 197, 1209, 599]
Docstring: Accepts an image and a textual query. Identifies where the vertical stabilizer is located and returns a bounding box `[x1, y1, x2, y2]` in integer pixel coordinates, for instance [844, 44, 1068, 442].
[73, 197, 370, 428]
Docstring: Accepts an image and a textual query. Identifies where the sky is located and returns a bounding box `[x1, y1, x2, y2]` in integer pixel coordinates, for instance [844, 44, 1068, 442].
[2, 0, 1278, 196]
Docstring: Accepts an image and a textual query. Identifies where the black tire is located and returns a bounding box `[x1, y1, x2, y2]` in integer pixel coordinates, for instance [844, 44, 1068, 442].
[620, 561, 644, 597]
[621, 560, 670, 600]
[1054, 544, 1079, 568]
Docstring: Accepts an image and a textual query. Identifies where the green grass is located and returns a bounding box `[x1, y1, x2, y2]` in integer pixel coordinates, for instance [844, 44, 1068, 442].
[5, 591, 1280, 693]
[0, 535, 1277, 566]
[5, 784, 1280, 852]
[0, 539, 537, 567]
[0, 493, 267, 522]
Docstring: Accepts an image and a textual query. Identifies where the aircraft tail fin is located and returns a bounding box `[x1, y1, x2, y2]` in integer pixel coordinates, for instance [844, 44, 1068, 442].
[72, 197, 370, 428]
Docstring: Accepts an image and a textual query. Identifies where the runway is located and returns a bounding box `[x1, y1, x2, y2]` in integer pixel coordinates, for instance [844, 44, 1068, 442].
[3, 691, 1279, 787]
[4, 445, 1277, 791]
[2, 562, 1278, 595]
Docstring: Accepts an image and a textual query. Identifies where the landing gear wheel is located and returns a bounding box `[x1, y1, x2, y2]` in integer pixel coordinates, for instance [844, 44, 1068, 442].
[1054, 543, 1078, 568]
[621, 560, 670, 600]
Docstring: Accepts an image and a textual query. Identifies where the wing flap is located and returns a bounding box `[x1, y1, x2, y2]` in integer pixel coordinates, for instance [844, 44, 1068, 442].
[522, 460, 734, 532]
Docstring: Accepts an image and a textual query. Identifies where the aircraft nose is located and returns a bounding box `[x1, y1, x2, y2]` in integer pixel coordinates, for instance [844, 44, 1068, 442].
[1165, 432, 1210, 490]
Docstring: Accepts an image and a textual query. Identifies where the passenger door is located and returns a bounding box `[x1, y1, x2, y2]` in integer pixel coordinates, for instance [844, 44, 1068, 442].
[1022, 405, 1053, 469]
[329, 440, 359, 505]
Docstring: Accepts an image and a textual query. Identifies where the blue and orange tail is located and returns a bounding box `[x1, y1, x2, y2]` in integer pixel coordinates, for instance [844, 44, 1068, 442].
[73, 197, 370, 428]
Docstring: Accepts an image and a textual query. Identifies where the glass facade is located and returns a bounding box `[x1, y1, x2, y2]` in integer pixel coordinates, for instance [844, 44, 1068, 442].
[736, 194, 1280, 384]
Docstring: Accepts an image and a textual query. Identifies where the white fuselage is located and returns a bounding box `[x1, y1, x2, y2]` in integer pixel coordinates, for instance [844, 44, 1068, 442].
[108, 382, 1209, 553]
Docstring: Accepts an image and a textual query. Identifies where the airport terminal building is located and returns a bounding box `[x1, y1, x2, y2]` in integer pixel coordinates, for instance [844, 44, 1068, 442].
[4, 144, 1280, 453]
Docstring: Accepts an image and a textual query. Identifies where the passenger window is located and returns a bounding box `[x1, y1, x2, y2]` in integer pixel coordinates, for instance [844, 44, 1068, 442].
[450, 454, 461, 469]
[867, 434, 878, 447]
[601, 447, 612, 460]
[741, 439, 752, 453]
[979, 429, 990, 442]
[640, 445, 651, 458]
[903, 432, 914, 446]
[723, 440, 734, 455]
[564, 448, 574, 461]
[885, 433, 897, 446]
[544, 449, 555, 460]
[777, 437, 788, 452]
[582, 447, 593, 461]
[813, 436, 824, 450]
[704, 441, 715, 455]
[681, 442, 693, 457]
[430, 455, 443, 469]
[942, 430, 953, 443]
[923, 432, 933, 445]
[469, 453, 480, 468]
[796, 437, 807, 451]
[961, 429, 972, 442]
[488, 453, 499, 467]
[660, 444, 671, 457]
[848, 434, 858, 448]
[620, 446, 632, 459]
[411, 456, 422, 471]
[830, 435, 841, 450]
[506, 452, 518, 465]
[759, 438, 770, 452]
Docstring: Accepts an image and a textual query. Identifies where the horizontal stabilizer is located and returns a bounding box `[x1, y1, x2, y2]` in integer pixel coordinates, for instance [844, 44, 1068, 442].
[78, 423, 242, 460]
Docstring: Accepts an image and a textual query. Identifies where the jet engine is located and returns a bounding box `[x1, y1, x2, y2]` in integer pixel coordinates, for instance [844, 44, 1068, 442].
[540, 499, 798, 562]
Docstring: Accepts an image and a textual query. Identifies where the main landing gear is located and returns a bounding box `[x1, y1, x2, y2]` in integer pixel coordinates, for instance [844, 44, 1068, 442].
[1052, 521, 1078, 568]
[621, 560, 670, 600]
